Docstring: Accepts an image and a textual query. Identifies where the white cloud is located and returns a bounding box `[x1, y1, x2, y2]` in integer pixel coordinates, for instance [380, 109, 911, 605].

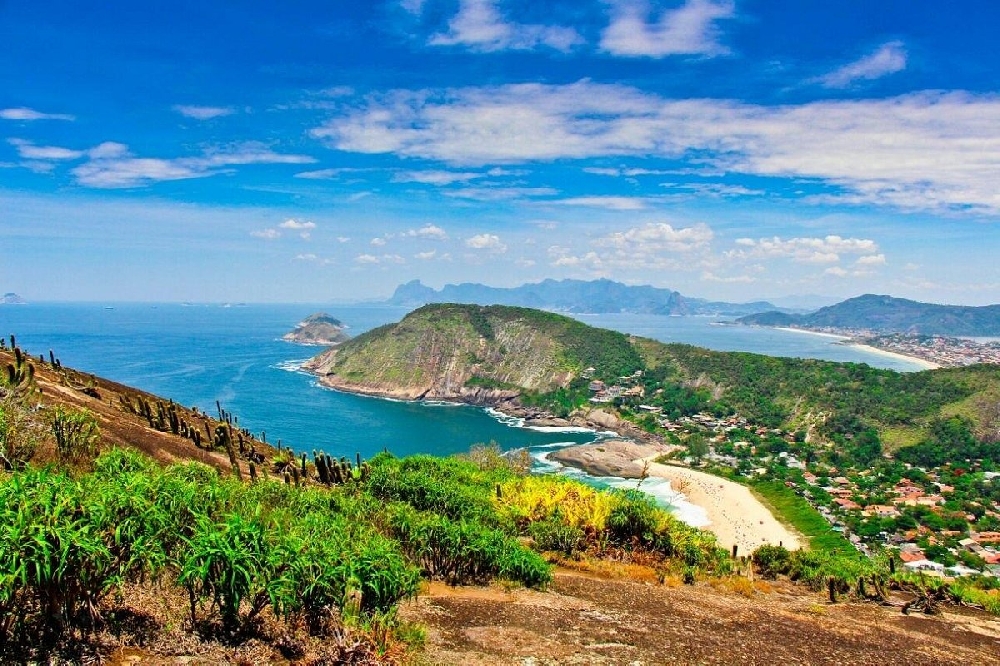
[296, 253, 318, 261]
[551, 196, 648, 210]
[392, 170, 483, 185]
[278, 219, 317, 230]
[824, 266, 849, 277]
[404, 224, 448, 240]
[0, 107, 75, 121]
[293, 167, 376, 180]
[465, 233, 507, 252]
[443, 186, 558, 201]
[173, 105, 235, 120]
[584, 166, 673, 177]
[415, 250, 437, 260]
[600, 0, 735, 58]
[355, 253, 405, 264]
[729, 235, 880, 265]
[371, 237, 388, 246]
[515, 258, 536, 267]
[430, 0, 583, 53]
[596, 222, 714, 256]
[70, 142, 316, 188]
[816, 41, 907, 88]
[314, 83, 1000, 214]
[8, 139, 83, 160]
[855, 253, 886, 266]
[251, 228, 281, 240]
[337, 236, 351, 243]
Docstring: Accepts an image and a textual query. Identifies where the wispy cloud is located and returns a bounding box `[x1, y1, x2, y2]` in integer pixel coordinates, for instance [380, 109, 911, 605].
[600, 0, 735, 58]
[550, 196, 649, 210]
[429, 0, 583, 53]
[172, 105, 235, 120]
[0, 107, 76, 121]
[392, 169, 484, 185]
[278, 219, 316, 230]
[251, 228, 281, 240]
[816, 41, 907, 88]
[8, 138, 84, 160]
[71, 141, 315, 188]
[314, 83, 1000, 214]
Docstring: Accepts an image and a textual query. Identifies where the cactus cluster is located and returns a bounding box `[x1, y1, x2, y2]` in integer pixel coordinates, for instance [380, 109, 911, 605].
[2, 341, 37, 399]
[314, 450, 371, 486]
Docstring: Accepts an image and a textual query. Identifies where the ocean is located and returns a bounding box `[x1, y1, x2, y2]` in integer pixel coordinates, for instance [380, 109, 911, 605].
[0, 302, 925, 522]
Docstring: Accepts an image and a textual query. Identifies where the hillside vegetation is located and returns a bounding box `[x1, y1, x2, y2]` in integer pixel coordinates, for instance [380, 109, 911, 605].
[307, 304, 1000, 455]
[305, 304, 642, 400]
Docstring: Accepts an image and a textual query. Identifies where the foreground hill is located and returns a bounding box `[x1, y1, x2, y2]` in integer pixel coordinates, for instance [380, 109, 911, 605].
[739, 293, 1000, 336]
[389, 277, 784, 316]
[3, 333, 1000, 664]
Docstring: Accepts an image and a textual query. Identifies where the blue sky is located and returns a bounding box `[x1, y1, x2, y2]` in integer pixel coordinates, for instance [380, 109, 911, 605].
[2, 1, 999, 304]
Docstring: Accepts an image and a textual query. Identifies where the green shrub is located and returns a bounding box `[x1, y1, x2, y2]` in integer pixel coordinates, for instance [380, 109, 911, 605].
[50, 406, 101, 463]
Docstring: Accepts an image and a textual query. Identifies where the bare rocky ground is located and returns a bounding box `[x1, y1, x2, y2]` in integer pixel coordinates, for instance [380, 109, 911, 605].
[403, 570, 1000, 666]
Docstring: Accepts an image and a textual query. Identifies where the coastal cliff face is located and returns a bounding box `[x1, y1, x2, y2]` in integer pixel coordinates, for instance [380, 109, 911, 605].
[303, 303, 640, 401]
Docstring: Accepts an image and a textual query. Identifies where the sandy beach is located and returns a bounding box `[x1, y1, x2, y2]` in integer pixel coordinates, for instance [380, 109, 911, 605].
[847, 342, 940, 370]
[644, 461, 802, 555]
[551, 441, 802, 555]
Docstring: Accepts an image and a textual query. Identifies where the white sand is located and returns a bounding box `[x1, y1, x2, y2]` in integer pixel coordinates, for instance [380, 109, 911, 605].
[644, 461, 802, 556]
[847, 343, 940, 370]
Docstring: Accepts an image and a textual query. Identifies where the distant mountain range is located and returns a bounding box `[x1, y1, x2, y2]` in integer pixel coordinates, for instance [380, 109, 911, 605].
[737, 294, 1000, 336]
[0, 293, 26, 305]
[387, 279, 789, 317]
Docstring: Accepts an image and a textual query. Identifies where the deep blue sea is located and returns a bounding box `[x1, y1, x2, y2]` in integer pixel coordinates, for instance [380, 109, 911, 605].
[0, 302, 925, 522]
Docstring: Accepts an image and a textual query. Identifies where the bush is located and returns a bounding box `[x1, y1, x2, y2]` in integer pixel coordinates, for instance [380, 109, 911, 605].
[528, 518, 585, 555]
[752, 544, 792, 579]
[50, 406, 101, 464]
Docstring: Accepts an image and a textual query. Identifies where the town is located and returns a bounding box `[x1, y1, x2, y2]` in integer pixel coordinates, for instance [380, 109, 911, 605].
[609, 385, 1000, 579]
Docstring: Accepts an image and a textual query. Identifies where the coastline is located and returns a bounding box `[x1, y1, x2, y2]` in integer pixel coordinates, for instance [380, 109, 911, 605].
[549, 441, 802, 555]
[774, 326, 941, 369]
[846, 342, 941, 370]
[306, 369, 802, 552]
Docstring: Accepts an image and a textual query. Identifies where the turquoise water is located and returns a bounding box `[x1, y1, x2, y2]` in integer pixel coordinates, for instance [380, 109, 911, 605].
[0, 302, 925, 463]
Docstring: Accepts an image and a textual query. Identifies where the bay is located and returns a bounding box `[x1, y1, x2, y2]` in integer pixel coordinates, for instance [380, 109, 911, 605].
[0, 302, 926, 463]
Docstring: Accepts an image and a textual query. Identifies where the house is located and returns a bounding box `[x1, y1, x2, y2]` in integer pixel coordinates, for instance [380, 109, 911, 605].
[588, 380, 606, 393]
[902, 559, 945, 575]
[945, 564, 980, 577]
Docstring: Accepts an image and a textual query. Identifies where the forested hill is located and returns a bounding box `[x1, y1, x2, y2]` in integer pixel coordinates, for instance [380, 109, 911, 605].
[738, 294, 1000, 336]
[304, 303, 642, 400]
[305, 303, 1000, 459]
[388, 278, 782, 316]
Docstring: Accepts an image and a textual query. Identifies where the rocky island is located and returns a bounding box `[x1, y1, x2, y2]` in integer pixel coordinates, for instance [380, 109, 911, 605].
[282, 312, 351, 346]
[1, 292, 26, 305]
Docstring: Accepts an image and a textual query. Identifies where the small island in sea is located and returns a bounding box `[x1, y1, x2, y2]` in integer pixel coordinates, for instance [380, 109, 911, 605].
[0, 292, 26, 305]
[282, 312, 351, 346]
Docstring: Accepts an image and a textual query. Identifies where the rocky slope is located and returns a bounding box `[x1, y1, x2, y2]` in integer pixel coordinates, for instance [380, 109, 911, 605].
[303, 303, 641, 401]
